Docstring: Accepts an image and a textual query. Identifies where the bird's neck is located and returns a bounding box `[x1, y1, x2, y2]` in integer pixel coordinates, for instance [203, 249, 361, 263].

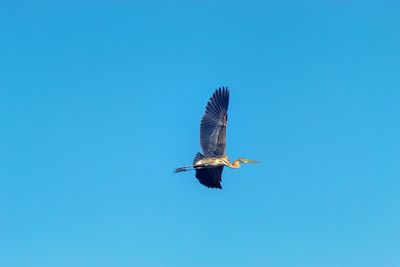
[230, 160, 241, 169]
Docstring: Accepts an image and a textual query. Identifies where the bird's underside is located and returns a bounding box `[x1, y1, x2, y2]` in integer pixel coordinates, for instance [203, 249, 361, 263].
[193, 152, 224, 189]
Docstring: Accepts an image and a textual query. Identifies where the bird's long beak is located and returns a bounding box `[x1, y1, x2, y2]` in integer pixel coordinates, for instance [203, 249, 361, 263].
[243, 159, 260, 164]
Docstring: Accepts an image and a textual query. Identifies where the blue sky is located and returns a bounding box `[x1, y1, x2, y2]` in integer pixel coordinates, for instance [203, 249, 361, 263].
[1, 1, 399, 266]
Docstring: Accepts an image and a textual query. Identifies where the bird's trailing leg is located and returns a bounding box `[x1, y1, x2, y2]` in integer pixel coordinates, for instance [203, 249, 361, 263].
[174, 164, 206, 173]
[174, 165, 195, 173]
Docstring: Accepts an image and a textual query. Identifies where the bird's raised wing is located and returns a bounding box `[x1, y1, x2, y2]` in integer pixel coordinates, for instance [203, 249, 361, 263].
[200, 87, 229, 157]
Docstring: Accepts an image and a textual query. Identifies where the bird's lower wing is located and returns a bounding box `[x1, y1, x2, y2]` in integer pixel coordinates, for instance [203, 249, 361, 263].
[195, 166, 224, 189]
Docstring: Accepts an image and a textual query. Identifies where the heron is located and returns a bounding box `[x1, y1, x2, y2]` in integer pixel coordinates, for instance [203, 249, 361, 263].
[174, 87, 259, 189]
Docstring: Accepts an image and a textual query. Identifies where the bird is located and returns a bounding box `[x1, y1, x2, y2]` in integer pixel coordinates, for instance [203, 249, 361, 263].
[174, 87, 259, 189]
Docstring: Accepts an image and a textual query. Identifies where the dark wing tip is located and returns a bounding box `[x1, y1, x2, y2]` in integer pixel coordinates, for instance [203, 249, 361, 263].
[195, 167, 223, 189]
[218, 86, 229, 95]
[205, 183, 222, 189]
[210, 86, 229, 112]
[216, 86, 229, 98]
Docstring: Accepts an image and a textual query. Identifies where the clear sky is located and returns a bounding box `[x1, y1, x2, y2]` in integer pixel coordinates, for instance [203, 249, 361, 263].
[1, 1, 399, 266]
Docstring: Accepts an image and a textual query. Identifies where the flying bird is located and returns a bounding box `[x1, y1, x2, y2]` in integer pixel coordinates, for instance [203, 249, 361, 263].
[175, 87, 259, 189]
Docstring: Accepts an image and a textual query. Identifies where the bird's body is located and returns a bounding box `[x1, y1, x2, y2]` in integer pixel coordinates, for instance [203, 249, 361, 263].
[194, 156, 252, 169]
[194, 157, 228, 168]
[175, 87, 258, 189]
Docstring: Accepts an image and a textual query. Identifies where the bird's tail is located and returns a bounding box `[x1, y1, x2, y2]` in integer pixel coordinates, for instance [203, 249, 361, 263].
[193, 152, 204, 164]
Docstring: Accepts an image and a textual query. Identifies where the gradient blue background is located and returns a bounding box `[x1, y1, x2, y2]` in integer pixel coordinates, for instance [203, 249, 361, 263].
[1, 1, 399, 266]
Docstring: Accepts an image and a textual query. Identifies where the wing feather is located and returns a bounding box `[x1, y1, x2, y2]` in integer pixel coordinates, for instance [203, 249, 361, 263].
[195, 166, 224, 189]
[200, 87, 229, 157]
